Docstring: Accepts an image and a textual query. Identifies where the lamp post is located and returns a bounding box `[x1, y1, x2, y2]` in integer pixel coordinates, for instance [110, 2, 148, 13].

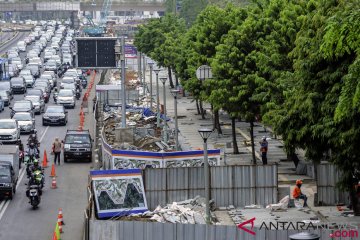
[160, 77, 167, 142]
[171, 89, 180, 151]
[121, 37, 126, 128]
[142, 55, 146, 89]
[153, 69, 161, 127]
[198, 128, 213, 224]
[148, 62, 154, 109]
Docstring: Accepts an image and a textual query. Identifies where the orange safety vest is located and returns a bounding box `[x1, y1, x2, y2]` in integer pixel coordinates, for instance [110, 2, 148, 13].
[292, 185, 301, 198]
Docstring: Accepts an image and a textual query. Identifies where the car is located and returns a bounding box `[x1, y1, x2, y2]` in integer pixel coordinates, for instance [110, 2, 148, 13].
[57, 89, 75, 108]
[34, 82, 51, 95]
[24, 95, 44, 114]
[26, 89, 45, 102]
[9, 100, 34, 118]
[8, 64, 19, 78]
[33, 86, 49, 103]
[10, 77, 26, 94]
[0, 81, 13, 100]
[28, 57, 43, 68]
[0, 119, 20, 144]
[0, 91, 11, 106]
[17, 41, 26, 52]
[62, 55, 73, 65]
[44, 51, 54, 61]
[60, 77, 75, 89]
[23, 75, 35, 88]
[63, 130, 92, 162]
[26, 64, 40, 78]
[42, 105, 68, 126]
[12, 112, 35, 134]
[40, 74, 55, 88]
[11, 57, 23, 70]
[44, 60, 59, 72]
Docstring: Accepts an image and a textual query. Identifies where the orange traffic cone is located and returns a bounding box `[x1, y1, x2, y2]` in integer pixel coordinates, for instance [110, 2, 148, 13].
[42, 150, 48, 168]
[58, 208, 65, 225]
[57, 218, 63, 233]
[50, 164, 56, 177]
[51, 177, 57, 189]
[52, 231, 57, 240]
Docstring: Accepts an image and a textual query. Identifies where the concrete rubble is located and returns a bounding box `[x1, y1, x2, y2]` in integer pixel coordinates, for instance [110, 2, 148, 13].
[120, 196, 217, 224]
[100, 69, 178, 152]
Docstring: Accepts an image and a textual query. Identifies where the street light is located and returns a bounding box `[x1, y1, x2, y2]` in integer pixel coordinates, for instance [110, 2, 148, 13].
[153, 69, 161, 127]
[160, 77, 167, 142]
[148, 62, 154, 109]
[170, 89, 180, 151]
[198, 128, 213, 224]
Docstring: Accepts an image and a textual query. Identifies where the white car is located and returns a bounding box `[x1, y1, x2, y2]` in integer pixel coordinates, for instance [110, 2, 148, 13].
[12, 112, 35, 133]
[0, 119, 20, 143]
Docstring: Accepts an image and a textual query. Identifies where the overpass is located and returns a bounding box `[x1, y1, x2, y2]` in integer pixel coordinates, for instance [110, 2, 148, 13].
[0, 1, 165, 13]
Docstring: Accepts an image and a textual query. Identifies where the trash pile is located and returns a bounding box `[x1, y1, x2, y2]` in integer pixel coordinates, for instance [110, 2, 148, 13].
[121, 196, 216, 224]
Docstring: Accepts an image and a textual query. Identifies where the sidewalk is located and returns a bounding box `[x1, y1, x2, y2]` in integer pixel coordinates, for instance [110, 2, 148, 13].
[144, 69, 316, 205]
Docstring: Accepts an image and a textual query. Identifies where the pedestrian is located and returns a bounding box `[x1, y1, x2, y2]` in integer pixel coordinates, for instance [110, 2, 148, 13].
[292, 179, 308, 207]
[52, 137, 62, 165]
[259, 136, 268, 165]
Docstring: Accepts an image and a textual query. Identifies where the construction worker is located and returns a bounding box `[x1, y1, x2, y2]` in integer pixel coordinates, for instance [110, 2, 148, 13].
[292, 179, 308, 207]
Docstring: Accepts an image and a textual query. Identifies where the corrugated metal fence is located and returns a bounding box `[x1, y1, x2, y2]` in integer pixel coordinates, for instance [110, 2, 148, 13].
[316, 163, 349, 206]
[90, 220, 351, 240]
[143, 164, 277, 209]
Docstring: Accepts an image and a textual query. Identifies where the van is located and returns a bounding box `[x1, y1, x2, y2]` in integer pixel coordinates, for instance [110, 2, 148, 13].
[17, 41, 26, 52]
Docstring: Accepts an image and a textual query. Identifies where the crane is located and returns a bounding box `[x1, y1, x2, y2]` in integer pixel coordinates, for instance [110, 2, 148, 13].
[83, 0, 112, 37]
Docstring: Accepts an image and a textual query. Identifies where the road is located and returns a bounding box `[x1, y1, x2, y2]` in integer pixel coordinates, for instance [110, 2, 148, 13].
[0, 30, 92, 240]
[0, 31, 28, 55]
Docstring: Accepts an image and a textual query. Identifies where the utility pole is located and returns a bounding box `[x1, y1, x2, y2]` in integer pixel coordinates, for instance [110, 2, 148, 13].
[121, 36, 126, 128]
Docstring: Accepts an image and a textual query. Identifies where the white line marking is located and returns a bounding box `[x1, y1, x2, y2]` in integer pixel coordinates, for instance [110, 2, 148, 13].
[0, 201, 5, 213]
[39, 126, 49, 143]
[0, 201, 9, 221]
[16, 168, 26, 190]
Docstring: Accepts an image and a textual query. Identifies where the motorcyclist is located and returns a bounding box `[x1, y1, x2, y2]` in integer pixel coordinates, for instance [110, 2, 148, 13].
[28, 159, 44, 189]
[53, 87, 58, 103]
[27, 131, 40, 155]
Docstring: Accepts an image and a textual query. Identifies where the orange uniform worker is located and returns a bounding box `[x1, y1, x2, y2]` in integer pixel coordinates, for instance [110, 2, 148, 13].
[292, 179, 308, 207]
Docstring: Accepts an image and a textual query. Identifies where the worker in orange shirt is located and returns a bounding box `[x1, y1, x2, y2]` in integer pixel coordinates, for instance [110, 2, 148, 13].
[292, 179, 308, 207]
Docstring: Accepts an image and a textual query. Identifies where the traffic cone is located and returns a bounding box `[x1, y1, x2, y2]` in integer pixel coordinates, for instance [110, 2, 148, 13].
[58, 208, 65, 225]
[57, 218, 63, 233]
[52, 231, 58, 240]
[42, 150, 48, 168]
[51, 177, 57, 189]
[50, 164, 56, 177]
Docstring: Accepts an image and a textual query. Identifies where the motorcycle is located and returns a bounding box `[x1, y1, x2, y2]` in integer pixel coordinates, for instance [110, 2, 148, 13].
[26, 184, 41, 209]
[76, 88, 80, 100]
[28, 169, 44, 189]
[26, 142, 40, 159]
[81, 79, 87, 89]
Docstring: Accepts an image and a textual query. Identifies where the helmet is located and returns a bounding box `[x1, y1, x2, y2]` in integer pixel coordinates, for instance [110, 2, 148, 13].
[262, 136, 266, 140]
[33, 159, 39, 166]
[296, 179, 303, 185]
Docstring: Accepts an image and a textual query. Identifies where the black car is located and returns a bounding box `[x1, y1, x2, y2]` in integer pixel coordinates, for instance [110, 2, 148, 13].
[42, 105, 68, 126]
[10, 77, 27, 94]
[63, 130, 92, 162]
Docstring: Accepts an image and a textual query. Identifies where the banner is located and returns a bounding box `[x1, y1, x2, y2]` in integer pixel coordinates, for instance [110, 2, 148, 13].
[125, 45, 137, 58]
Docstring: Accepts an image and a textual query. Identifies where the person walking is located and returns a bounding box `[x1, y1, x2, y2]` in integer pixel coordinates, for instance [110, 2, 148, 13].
[259, 136, 268, 165]
[52, 137, 62, 165]
[292, 179, 308, 207]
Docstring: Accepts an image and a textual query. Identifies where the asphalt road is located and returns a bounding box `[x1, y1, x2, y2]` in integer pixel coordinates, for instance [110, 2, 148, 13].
[0, 31, 29, 55]
[0, 31, 91, 240]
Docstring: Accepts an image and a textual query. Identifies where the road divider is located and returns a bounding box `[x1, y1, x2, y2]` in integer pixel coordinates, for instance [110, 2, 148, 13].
[79, 70, 96, 130]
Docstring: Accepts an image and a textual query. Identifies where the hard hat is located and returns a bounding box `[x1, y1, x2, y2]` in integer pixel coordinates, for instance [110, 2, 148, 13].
[296, 179, 303, 185]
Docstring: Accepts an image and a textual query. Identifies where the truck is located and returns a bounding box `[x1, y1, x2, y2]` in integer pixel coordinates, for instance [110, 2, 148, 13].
[0, 145, 20, 199]
[63, 130, 93, 163]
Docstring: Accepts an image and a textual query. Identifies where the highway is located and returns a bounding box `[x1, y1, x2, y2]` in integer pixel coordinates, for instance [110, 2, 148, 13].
[0, 29, 92, 240]
[0, 31, 29, 55]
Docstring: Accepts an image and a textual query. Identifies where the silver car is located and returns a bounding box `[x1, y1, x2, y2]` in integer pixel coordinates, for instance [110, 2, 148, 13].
[12, 112, 35, 134]
[24, 95, 45, 114]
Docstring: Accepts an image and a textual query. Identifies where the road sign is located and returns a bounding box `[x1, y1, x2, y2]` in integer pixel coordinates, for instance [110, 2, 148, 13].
[76, 37, 117, 69]
[125, 45, 137, 58]
[196, 65, 213, 80]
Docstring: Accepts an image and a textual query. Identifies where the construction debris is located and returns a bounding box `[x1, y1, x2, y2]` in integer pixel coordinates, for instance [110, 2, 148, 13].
[119, 196, 217, 224]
